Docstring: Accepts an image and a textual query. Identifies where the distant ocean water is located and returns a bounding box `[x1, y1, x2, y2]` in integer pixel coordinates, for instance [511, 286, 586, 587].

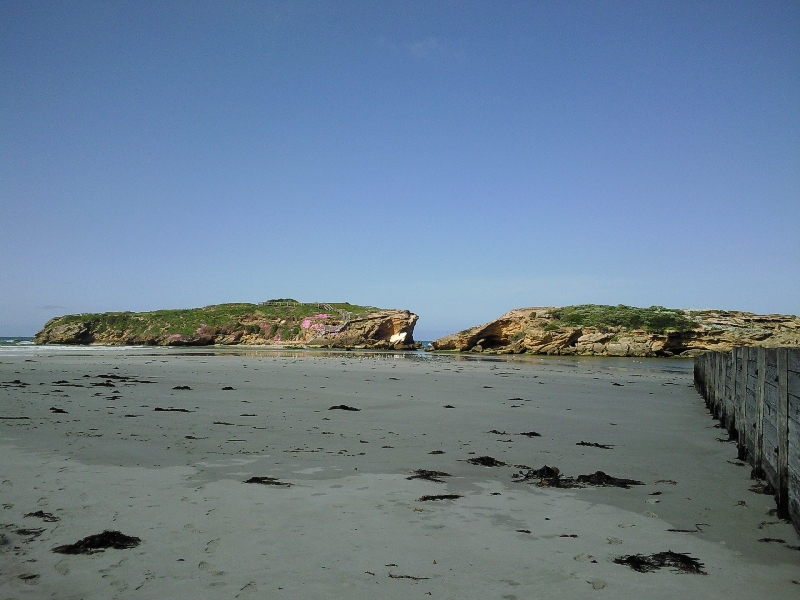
[0, 337, 34, 346]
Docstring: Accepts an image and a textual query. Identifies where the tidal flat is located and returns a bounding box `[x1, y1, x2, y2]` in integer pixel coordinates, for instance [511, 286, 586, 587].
[0, 347, 798, 598]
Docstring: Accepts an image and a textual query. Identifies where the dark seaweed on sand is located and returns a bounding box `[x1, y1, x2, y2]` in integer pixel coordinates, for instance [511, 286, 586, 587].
[512, 465, 561, 484]
[418, 494, 462, 501]
[52, 531, 141, 555]
[244, 477, 291, 486]
[519, 431, 541, 437]
[407, 470, 451, 483]
[328, 405, 360, 411]
[467, 456, 506, 467]
[512, 467, 642, 489]
[749, 480, 775, 495]
[172, 385, 192, 390]
[613, 551, 706, 574]
[153, 407, 194, 413]
[576, 471, 644, 488]
[24, 511, 59, 522]
[15, 528, 45, 538]
[576, 441, 613, 449]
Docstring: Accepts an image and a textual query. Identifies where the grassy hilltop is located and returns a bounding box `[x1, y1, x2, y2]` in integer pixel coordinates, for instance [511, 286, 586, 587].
[435, 303, 800, 357]
[34, 300, 383, 346]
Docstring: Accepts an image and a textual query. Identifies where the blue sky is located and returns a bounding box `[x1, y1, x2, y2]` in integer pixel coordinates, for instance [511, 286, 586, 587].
[2, 1, 798, 338]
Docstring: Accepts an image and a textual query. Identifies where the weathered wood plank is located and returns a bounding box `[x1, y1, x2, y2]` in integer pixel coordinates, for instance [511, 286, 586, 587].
[777, 348, 790, 518]
[764, 381, 778, 414]
[755, 347, 766, 478]
[737, 347, 748, 458]
[788, 415, 800, 473]
[789, 466, 800, 536]
[788, 368, 800, 398]
[788, 347, 800, 373]
[789, 392, 800, 424]
[765, 348, 778, 386]
[763, 417, 779, 483]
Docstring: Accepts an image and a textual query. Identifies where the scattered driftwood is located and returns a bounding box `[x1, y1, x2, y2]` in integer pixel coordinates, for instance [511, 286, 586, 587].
[172, 385, 192, 390]
[244, 477, 291, 487]
[429, 450, 445, 455]
[328, 405, 360, 411]
[52, 531, 141, 555]
[576, 441, 613, 449]
[0, 416, 30, 420]
[388, 573, 429, 580]
[24, 511, 59, 522]
[407, 470, 451, 483]
[611, 382, 624, 386]
[222, 386, 235, 390]
[418, 494, 462, 502]
[576, 471, 644, 489]
[519, 431, 541, 437]
[759, 537, 787, 544]
[516, 529, 531, 533]
[443, 405, 455, 408]
[153, 407, 194, 413]
[487, 429, 508, 435]
[49, 407, 68, 414]
[613, 551, 706, 575]
[467, 456, 506, 467]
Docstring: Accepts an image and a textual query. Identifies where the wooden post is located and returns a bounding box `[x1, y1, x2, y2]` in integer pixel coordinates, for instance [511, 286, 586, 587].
[754, 347, 766, 478]
[715, 352, 727, 418]
[777, 348, 790, 518]
[738, 347, 748, 460]
[732, 348, 740, 439]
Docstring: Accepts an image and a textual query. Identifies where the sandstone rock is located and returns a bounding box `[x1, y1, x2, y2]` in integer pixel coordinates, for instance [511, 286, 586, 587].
[430, 306, 800, 358]
[34, 304, 420, 350]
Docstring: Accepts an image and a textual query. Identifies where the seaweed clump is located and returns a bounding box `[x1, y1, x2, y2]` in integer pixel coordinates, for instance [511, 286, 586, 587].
[613, 551, 706, 574]
[467, 456, 506, 467]
[52, 531, 141, 555]
[407, 470, 451, 483]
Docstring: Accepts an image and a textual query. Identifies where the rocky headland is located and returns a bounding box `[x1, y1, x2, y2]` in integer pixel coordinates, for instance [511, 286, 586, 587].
[34, 301, 420, 350]
[430, 304, 800, 357]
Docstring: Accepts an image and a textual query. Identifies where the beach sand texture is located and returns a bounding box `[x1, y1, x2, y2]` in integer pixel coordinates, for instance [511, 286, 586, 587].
[1, 348, 798, 598]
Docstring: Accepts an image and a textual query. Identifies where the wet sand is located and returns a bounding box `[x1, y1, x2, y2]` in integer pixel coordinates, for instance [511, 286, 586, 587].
[0, 348, 798, 598]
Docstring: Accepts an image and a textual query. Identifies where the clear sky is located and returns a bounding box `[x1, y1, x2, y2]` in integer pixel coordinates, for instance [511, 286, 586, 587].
[2, 1, 798, 339]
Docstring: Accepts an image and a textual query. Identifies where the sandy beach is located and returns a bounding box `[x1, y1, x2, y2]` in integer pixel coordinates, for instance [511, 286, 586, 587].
[1, 347, 798, 598]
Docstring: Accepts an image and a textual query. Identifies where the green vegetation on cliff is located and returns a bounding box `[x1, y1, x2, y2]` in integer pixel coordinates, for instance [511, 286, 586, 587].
[546, 304, 699, 334]
[37, 301, 380, 345]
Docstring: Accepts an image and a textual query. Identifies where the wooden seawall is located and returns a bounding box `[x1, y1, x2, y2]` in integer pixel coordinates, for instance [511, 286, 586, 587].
[694, 347, 800, 534]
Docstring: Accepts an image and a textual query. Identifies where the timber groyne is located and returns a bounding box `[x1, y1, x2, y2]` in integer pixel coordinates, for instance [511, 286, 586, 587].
[694, 347, 800, 534]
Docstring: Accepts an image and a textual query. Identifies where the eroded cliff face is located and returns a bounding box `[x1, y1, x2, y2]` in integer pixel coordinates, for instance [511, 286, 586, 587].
[308, 310, 419, 350]
[431, 307, 800, 357]
[34, 307, 420, 350]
